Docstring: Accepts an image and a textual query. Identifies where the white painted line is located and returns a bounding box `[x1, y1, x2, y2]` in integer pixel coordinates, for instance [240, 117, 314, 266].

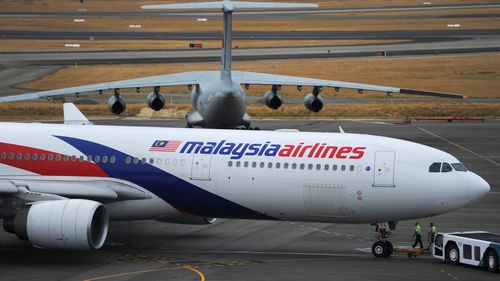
[73, 19, 85, 23]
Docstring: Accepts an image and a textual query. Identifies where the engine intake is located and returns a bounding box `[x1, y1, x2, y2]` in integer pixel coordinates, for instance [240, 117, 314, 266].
[108, 94, 126, 115]
[3, 199, 109, 250]
[304, 93, 324, 112]
[263, 85, 282, 110]
[147, 92, 165, 111]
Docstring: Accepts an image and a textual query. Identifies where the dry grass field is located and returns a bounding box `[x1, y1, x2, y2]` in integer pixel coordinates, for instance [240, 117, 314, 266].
[19, 53, 500, 99]
[1, 0, 498, 13]
[2, 15, 499, 32]
[0, 102, 498, 121]
[0, 39, 407, 52]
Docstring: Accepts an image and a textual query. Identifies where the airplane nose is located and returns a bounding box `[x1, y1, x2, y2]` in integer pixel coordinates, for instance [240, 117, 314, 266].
[468, 172, 490, 202]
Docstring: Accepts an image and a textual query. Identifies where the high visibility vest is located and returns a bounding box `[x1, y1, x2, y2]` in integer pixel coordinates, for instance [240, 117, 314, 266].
[415, 225, 421, 235]
[431, 226, 437, 234]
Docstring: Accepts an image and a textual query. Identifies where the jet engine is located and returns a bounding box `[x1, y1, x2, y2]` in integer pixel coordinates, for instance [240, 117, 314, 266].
[147, 86, 165, 111]
[263, 85, 282, 110]
[108, 93, 126, 115]
[3, 199, 109, 250]
[304, 86, 324, 112]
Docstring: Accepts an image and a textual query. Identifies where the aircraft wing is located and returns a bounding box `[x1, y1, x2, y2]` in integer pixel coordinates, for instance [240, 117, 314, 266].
[232, 71, 465, 98]
[0, 178, 150, 201]
[0, 71, 217, 103]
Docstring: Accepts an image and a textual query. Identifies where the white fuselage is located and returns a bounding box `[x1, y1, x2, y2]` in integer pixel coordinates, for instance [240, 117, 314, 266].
[0, 123, 489, 224]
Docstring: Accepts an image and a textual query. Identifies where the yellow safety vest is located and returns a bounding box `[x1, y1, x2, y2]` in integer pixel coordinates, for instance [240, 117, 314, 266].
[415, 225, 421, 235]
[431, 225, 437, 234]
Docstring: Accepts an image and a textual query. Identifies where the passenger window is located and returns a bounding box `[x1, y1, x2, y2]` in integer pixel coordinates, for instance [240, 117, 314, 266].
[17, 153, 22, 160]
[71, 155, 77, 162]
[165, 159, 170, 165]
[87, 155, 93, 162]
[300, 163, 305, 170]
[40, 154, 45, 161]
[32, 154, 38, 160]
[149, 158, 154, 164]
[316, 164, 321, 170]
[276, 162, 281, 169]
[110, 156, 116, 164]
[63, 155, 69, 161]
[125, 156, 131, 164]
[292, 163, 297, 169]
[307, 164, 313, 170]
[141, 158, 147, 164]
[102, 156, 108, 163]
[48, 154, 53, 161]
[0, 152, 5, 159]
[341, 165, 346, 171]
[55, 155, 61, 161]
[284, 163, 289, 169]
[228, 161, 233, 167]
[260, 162, 265, 168]
[268, 162, 273, 168]
[451, 163, 467, 172]
[9, 153, 14, 159]
[349, 165, 355, 171]
[333, 164, 338, 171]
[24, 153, 30, 160]
[244, 161, 249, 168]
[156, 158, 161, 165]
[324, 164, 329, 170]
[429, 162, 441, 173]
[94, 155, 100, 163]
[442, 163, 453, 173]
[79, 155, 84, 162]
[252, 161, 257, 168]
[236, 161, 241, 167]
[133, 158, 139, 164]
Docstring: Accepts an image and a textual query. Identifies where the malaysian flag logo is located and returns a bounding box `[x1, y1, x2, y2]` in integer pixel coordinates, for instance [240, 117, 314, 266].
[149, 140, 182, 152]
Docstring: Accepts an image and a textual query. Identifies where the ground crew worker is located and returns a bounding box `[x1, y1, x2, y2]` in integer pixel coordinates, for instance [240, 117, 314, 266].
[412, 222, 423, 249]
[430, 222, 437, 246]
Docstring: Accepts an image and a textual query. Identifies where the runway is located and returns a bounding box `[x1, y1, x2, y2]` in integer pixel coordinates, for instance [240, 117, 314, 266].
[2, 3, 500, 18]
[2, 35, 500, 67]
[0, 119, 498, 281]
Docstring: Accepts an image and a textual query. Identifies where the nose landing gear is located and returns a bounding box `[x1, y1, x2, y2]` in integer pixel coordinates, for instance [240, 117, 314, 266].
[372, 221, 397, 258]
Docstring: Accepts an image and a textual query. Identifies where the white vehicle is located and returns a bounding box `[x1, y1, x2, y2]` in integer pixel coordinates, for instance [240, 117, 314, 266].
[0, 104, 489, 255]
[0, 1, 464, 129]
[433, 231, 500, 273]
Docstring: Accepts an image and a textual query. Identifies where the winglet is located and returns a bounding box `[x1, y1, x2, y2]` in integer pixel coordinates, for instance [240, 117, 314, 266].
[63, 103, 93, 125]
[339, 126, 345, 134]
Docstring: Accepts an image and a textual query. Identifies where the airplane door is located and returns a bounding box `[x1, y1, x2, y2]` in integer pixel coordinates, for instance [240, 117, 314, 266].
[373, 151, 395, 187]
[191, 154, 212, 181]
[303, 184, 351, 217]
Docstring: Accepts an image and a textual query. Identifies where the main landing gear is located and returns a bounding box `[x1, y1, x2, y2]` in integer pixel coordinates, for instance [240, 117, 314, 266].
[372, 221, 397, 258]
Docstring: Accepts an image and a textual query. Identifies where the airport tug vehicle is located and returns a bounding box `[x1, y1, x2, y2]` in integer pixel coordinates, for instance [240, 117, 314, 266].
[432, 231, 500, 273]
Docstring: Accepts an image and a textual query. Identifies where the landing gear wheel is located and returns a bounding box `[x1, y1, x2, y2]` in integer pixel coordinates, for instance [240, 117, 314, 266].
[372, 241, 391, 258]
[385, 241, 393, 256]
[445, 243, 460, 265]
[486, 250, 499, 273]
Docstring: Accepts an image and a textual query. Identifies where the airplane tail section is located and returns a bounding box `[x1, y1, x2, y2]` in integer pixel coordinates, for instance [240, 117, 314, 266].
[142, 1, 319, 83]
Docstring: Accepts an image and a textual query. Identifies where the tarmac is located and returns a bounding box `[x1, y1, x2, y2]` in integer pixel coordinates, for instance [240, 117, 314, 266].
[0, 118, 498, 281]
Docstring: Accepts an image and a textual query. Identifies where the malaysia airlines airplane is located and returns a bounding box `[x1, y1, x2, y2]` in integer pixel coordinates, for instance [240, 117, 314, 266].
[0, 104, 489, 257]
[0, 1, 464, 129]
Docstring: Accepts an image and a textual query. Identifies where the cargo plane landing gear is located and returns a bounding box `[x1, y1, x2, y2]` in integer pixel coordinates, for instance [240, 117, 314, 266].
[372, 221, 397, 258]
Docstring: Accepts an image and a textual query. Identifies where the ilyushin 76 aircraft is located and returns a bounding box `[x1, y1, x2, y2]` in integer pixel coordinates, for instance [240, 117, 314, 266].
[0, 1, 464, 129]
[0, 103, 490, 257]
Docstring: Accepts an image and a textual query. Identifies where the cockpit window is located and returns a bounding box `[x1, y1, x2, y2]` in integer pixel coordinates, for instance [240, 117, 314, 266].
[451, 163, 467, 172]
[441, 163, 453, 173]
[429, 162, 441, 173]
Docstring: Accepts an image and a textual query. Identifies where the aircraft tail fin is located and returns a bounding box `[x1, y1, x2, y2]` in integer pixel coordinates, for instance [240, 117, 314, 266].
[142, 1, 319, 82]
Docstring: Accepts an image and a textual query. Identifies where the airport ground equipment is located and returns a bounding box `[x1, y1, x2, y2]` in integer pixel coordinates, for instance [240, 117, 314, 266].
[433, 231, 500, 273]
[394, 246, 432, 258]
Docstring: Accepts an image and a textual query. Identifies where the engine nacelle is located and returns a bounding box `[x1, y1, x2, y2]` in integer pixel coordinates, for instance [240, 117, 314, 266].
[3, 199, 109, 250]
[304, 93, 324, 112]
[147, 92, 165, 111]
[263, 90, 282, 110]
[107, 95, 126, 115]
